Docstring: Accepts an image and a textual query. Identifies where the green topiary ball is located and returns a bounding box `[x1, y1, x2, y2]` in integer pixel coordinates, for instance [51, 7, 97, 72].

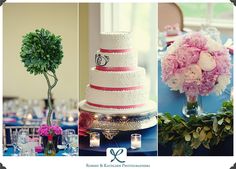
[20, 28, 63, 75]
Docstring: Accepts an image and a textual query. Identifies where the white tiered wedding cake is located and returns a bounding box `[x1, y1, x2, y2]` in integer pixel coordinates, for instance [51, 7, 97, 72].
[80, 32, 155, 114]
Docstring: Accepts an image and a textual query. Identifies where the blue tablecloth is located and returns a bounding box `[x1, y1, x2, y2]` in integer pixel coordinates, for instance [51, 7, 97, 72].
[79, 126, 157, 156]
[3, 146, 66, 156]
[158, 35, 233, 156]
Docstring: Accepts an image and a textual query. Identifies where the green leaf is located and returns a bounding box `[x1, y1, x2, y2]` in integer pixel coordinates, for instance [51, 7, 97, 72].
[218, 118, 224, 125]
[196, 127, 202, 133]
[225, 125, 231, 130]
[184, 134, 191, 142]
[206, 132, 212, 139]
[199, 130, 206, 142]
[168, 135, 175, 141]
[225, 117, 231, 124]
[193, 132, 199, 139]
[203, 126, 210, 131]
[191, 138, 201, 149]
[213, 117, 218, 133]
[164, 118, 171, 124]
[202, 141, 210, 149]
[173, 115, 182, 122]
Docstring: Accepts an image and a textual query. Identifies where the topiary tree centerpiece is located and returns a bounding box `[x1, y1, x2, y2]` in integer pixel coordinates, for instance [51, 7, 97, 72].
[20, 28, 63, 126]
[20, 28, 64, 155]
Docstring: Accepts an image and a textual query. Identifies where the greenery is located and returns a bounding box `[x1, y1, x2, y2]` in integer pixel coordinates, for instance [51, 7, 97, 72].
[158, 100, 233, 156]
[20, 28, 63, 126]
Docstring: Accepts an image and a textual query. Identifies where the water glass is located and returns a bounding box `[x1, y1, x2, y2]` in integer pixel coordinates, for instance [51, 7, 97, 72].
[12, 130, 19, 156]
[17, 129, 29, 156]
[62, 129, 75, 156]
[67, 134, 78, 156]
[158, 32, 167, 60]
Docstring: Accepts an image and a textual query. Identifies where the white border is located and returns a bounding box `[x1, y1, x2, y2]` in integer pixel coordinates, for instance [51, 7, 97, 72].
[0, 1, 235, 169]
[0, 0, 3, 158]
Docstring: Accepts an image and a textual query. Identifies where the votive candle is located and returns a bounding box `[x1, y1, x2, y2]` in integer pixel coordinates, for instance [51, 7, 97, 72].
[131, 133, 141, 149]
[90, 132, 100, 147]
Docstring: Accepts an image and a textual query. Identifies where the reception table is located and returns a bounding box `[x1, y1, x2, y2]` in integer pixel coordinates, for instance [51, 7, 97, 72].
[3, 146, 68, 156]
[79, 126, 157, 156]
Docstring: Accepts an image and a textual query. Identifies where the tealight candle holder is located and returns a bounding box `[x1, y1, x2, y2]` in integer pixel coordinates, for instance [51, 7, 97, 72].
[27, 113, 33, 120]
[90, 132, 100, 147]
[68, 116, 74, 122]
[131, 133, 141, 149]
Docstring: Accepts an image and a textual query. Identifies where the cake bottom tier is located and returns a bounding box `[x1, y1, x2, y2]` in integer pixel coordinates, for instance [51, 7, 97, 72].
[79, 100, 156, 115]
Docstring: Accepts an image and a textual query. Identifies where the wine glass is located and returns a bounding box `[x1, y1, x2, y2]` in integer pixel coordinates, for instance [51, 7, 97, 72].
[158, 32, 167, 61]
[12, 130, 19, 156]
[62, 129, 75, 156]
[17, 129, 29, 156]
[67, 134, 78, 156]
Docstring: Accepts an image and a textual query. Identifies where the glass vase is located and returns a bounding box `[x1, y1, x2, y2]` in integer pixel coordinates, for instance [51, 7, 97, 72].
[42, 135, 60, 155]
[182, 94, 202, 117]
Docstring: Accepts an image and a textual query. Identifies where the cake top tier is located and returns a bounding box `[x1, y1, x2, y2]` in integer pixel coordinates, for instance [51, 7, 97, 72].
[100, 32, 132, 51]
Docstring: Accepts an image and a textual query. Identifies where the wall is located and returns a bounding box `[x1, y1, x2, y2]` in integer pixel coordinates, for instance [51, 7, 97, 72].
[79, 3, 89, 101]
[3, 3, 78, 100]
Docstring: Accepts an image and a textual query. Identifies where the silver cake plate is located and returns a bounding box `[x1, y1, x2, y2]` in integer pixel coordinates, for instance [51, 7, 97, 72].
[79, 100, 157, 140]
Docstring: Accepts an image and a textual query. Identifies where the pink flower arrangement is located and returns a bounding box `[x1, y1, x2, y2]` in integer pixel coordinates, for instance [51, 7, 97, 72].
[162, 32, 231, 96]
[78, 111, 95, 137]
[37, 124, 62, 136]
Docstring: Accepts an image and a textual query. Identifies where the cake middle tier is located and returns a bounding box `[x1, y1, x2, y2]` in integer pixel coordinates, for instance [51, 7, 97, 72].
[90, 67, 145, 88]
[85, 85, 148, 107]
[95, 50, 137, 68]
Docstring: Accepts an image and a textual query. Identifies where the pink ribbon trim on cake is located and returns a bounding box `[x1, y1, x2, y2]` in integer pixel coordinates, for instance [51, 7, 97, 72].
[90, 84, 143, 91]
[100, 48, 131, 53]
[86, 101, 145, 109]
[96, 66, 135, 71]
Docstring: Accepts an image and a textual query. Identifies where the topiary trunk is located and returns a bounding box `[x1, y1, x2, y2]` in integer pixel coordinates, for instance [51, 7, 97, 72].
[43, 72, 58, 126]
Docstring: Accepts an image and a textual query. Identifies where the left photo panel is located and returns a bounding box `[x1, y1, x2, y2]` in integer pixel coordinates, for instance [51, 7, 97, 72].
[2, 3, 79, 156]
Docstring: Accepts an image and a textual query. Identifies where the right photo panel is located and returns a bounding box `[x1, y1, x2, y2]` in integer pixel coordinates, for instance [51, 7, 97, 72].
[158, 2, 234, 156]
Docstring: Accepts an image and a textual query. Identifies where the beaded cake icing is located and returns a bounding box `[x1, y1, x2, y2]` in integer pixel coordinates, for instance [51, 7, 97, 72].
[82, 32, 155, 113]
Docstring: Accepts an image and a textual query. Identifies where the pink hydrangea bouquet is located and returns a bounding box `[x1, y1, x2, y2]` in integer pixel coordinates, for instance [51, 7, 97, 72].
[37, 124, 62, 136]
[162, 32, 231, 97]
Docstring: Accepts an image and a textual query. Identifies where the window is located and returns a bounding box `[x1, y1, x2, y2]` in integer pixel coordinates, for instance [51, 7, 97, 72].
[101, 3, 157, 101]
[178, 3, 233, 28]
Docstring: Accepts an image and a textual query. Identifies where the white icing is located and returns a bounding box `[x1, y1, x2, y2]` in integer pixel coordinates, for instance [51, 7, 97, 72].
[89, 67, 146, 88]
[79, 100, 156, 115]
[86, 85, 148, 106]
[96, 50, 137, 67]
[81, 32, 155, 112]
[100, 32, 132, 49]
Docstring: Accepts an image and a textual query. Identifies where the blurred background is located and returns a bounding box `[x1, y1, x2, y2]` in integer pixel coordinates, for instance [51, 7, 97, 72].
[178, 3, 233, 35]
[157, 2, 233, 66]
[3, 3, 78, 100]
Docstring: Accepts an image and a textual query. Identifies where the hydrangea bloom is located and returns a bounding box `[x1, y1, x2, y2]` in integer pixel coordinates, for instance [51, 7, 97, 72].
[162, 32, 231, 96]
[37, 124, 62, 136]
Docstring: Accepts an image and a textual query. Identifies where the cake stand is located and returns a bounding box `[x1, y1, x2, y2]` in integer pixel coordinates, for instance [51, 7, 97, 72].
[79, 100, 157, 140]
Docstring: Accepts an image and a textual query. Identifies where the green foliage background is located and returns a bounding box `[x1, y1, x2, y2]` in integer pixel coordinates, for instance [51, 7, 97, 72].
[158, 100, 233, 156]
